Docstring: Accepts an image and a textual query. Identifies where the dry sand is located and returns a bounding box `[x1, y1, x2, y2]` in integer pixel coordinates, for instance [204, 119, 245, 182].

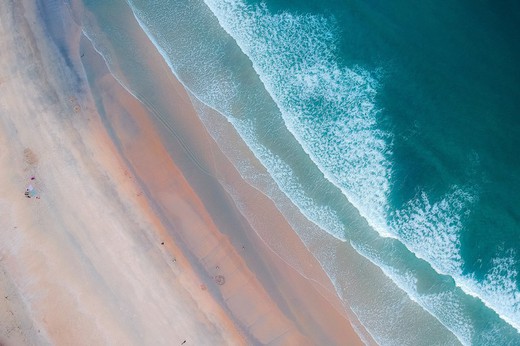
[0, 0, 367, 345]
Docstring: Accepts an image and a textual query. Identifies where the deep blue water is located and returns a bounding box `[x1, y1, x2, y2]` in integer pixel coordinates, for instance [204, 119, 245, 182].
[79, 0, 520, 344]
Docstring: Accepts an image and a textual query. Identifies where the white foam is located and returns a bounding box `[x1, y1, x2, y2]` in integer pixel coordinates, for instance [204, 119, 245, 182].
[126, 0, 348, 241]
[392, 189, 471, 275]
[231, 117, 346, 239]
[202, 0, 395, 238]
[392, 187, 520, 332]
[353, 243, 473, 345]
[457, 251, 520, 333]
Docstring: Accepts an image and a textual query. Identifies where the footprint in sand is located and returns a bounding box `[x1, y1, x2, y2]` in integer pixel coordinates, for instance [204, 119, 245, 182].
[214, 275, 225, 286]
[69, 96, 81, 113]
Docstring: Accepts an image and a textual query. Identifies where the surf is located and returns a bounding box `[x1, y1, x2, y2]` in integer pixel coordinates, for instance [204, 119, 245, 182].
[200, 0, 520, 336]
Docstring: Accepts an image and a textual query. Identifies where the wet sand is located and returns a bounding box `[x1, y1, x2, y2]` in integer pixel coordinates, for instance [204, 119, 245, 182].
[0, 0, 367, 344]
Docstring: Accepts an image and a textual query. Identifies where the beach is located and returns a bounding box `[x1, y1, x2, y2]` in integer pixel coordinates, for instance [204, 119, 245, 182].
[0, 1, 367, 345]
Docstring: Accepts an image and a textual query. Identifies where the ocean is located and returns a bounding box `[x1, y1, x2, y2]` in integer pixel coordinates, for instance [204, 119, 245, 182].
[76, 0, 520, 344]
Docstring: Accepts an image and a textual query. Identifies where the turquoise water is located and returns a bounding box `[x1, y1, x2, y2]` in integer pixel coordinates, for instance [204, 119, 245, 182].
[77, 0, 520, 344]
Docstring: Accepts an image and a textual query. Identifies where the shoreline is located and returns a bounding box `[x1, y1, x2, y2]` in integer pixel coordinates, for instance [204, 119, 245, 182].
[1, 0, 245, 344]
[0, 0, 368, 344]
[82, 13, 366, 343]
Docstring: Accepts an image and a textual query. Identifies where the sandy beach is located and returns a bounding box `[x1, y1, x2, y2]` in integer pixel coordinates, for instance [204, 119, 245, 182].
[0, 0, 366, 345]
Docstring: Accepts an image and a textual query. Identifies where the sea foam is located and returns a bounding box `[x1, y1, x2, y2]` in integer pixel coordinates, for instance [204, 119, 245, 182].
[203, 0, 394, 239]
[352, 242, 474, 345]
